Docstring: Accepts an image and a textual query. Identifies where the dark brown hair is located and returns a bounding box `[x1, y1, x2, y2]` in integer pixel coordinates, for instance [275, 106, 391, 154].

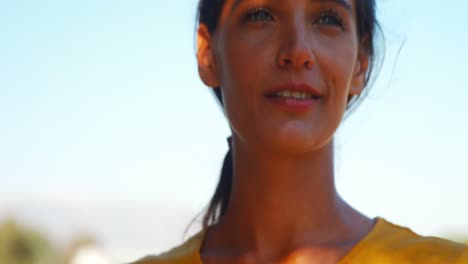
[193, 0, 382, 231]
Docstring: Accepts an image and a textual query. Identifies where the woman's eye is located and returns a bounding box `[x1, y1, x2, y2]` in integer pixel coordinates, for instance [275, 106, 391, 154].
[245, 8, 274, 22]
[317, 16, 339, 25]
[315, 11, 344, 28]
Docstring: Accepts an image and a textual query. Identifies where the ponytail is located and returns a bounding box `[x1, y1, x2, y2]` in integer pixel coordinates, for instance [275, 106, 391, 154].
[184, 88, 233, 235]
[202, 137, 233, 228]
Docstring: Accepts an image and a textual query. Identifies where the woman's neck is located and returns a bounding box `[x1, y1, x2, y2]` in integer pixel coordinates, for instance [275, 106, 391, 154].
[201, 137, 372, 262]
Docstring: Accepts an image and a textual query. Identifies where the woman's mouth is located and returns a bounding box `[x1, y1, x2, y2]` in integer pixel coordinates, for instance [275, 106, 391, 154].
[265, 95, 320, 113]
[264, 84, 323, 113]
[267, 90, 321, 100]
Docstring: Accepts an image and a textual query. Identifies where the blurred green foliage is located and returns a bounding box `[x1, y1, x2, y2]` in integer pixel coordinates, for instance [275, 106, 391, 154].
[0, 219, 60, 264]
[0, 218, 101, 264]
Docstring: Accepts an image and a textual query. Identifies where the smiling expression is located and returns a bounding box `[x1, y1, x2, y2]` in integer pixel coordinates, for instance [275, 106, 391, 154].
[197, 0, 370, 154]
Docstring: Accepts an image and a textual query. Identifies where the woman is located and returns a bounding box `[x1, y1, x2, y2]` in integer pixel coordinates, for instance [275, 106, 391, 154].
[133, 0, 468, 263]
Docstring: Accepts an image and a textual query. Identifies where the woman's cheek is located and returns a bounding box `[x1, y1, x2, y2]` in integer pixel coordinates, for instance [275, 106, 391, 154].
[314, 48, 355, 124]
[325, 43, 356, 96]
[221, 30, 260, 80]
[221, 31, 273, 104]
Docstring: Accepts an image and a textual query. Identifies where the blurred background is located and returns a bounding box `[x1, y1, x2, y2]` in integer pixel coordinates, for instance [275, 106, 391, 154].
[1, 0, 468, 263]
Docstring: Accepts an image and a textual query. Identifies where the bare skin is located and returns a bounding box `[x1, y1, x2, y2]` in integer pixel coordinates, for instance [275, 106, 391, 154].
[196, 0, 375, 263]
[200, 141, 374, 264]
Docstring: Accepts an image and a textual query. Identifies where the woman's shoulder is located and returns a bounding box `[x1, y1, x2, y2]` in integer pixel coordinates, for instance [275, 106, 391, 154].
[128, 230, 205, 264]
[352, 217, 468, 263]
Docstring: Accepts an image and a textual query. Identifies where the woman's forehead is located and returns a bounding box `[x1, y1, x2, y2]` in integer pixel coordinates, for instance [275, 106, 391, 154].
[228, 0, 354, 12]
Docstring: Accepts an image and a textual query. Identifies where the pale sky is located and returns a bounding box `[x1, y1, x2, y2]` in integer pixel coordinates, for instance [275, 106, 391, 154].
[1, 0, 467, 261]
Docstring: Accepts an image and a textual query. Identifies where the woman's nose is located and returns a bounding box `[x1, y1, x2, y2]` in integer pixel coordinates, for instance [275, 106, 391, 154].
[277, 25, 315, 71]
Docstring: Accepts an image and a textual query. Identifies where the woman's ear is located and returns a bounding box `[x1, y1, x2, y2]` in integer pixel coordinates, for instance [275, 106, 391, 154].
[350, 39, 370, 96]
[197, 24, 221, 88]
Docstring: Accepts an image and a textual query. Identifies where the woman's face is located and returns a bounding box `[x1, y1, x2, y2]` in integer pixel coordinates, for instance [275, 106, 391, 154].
[197, 0, 369, 154]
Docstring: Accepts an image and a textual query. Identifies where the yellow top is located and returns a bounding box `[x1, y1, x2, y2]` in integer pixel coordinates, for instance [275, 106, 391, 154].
[131, 218, 468, 264]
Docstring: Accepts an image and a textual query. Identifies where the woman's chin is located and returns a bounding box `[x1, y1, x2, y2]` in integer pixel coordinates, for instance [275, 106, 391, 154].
[262, 131, 323, 156]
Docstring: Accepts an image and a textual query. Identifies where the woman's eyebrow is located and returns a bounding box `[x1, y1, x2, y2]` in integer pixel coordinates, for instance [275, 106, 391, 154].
[319, 0, 352, 13]
[231, 0, 353, 13]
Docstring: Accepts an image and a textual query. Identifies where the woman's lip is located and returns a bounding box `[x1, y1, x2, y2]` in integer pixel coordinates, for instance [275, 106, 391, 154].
[263, 83, 323, 97]
[265, 96, 320, 113]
